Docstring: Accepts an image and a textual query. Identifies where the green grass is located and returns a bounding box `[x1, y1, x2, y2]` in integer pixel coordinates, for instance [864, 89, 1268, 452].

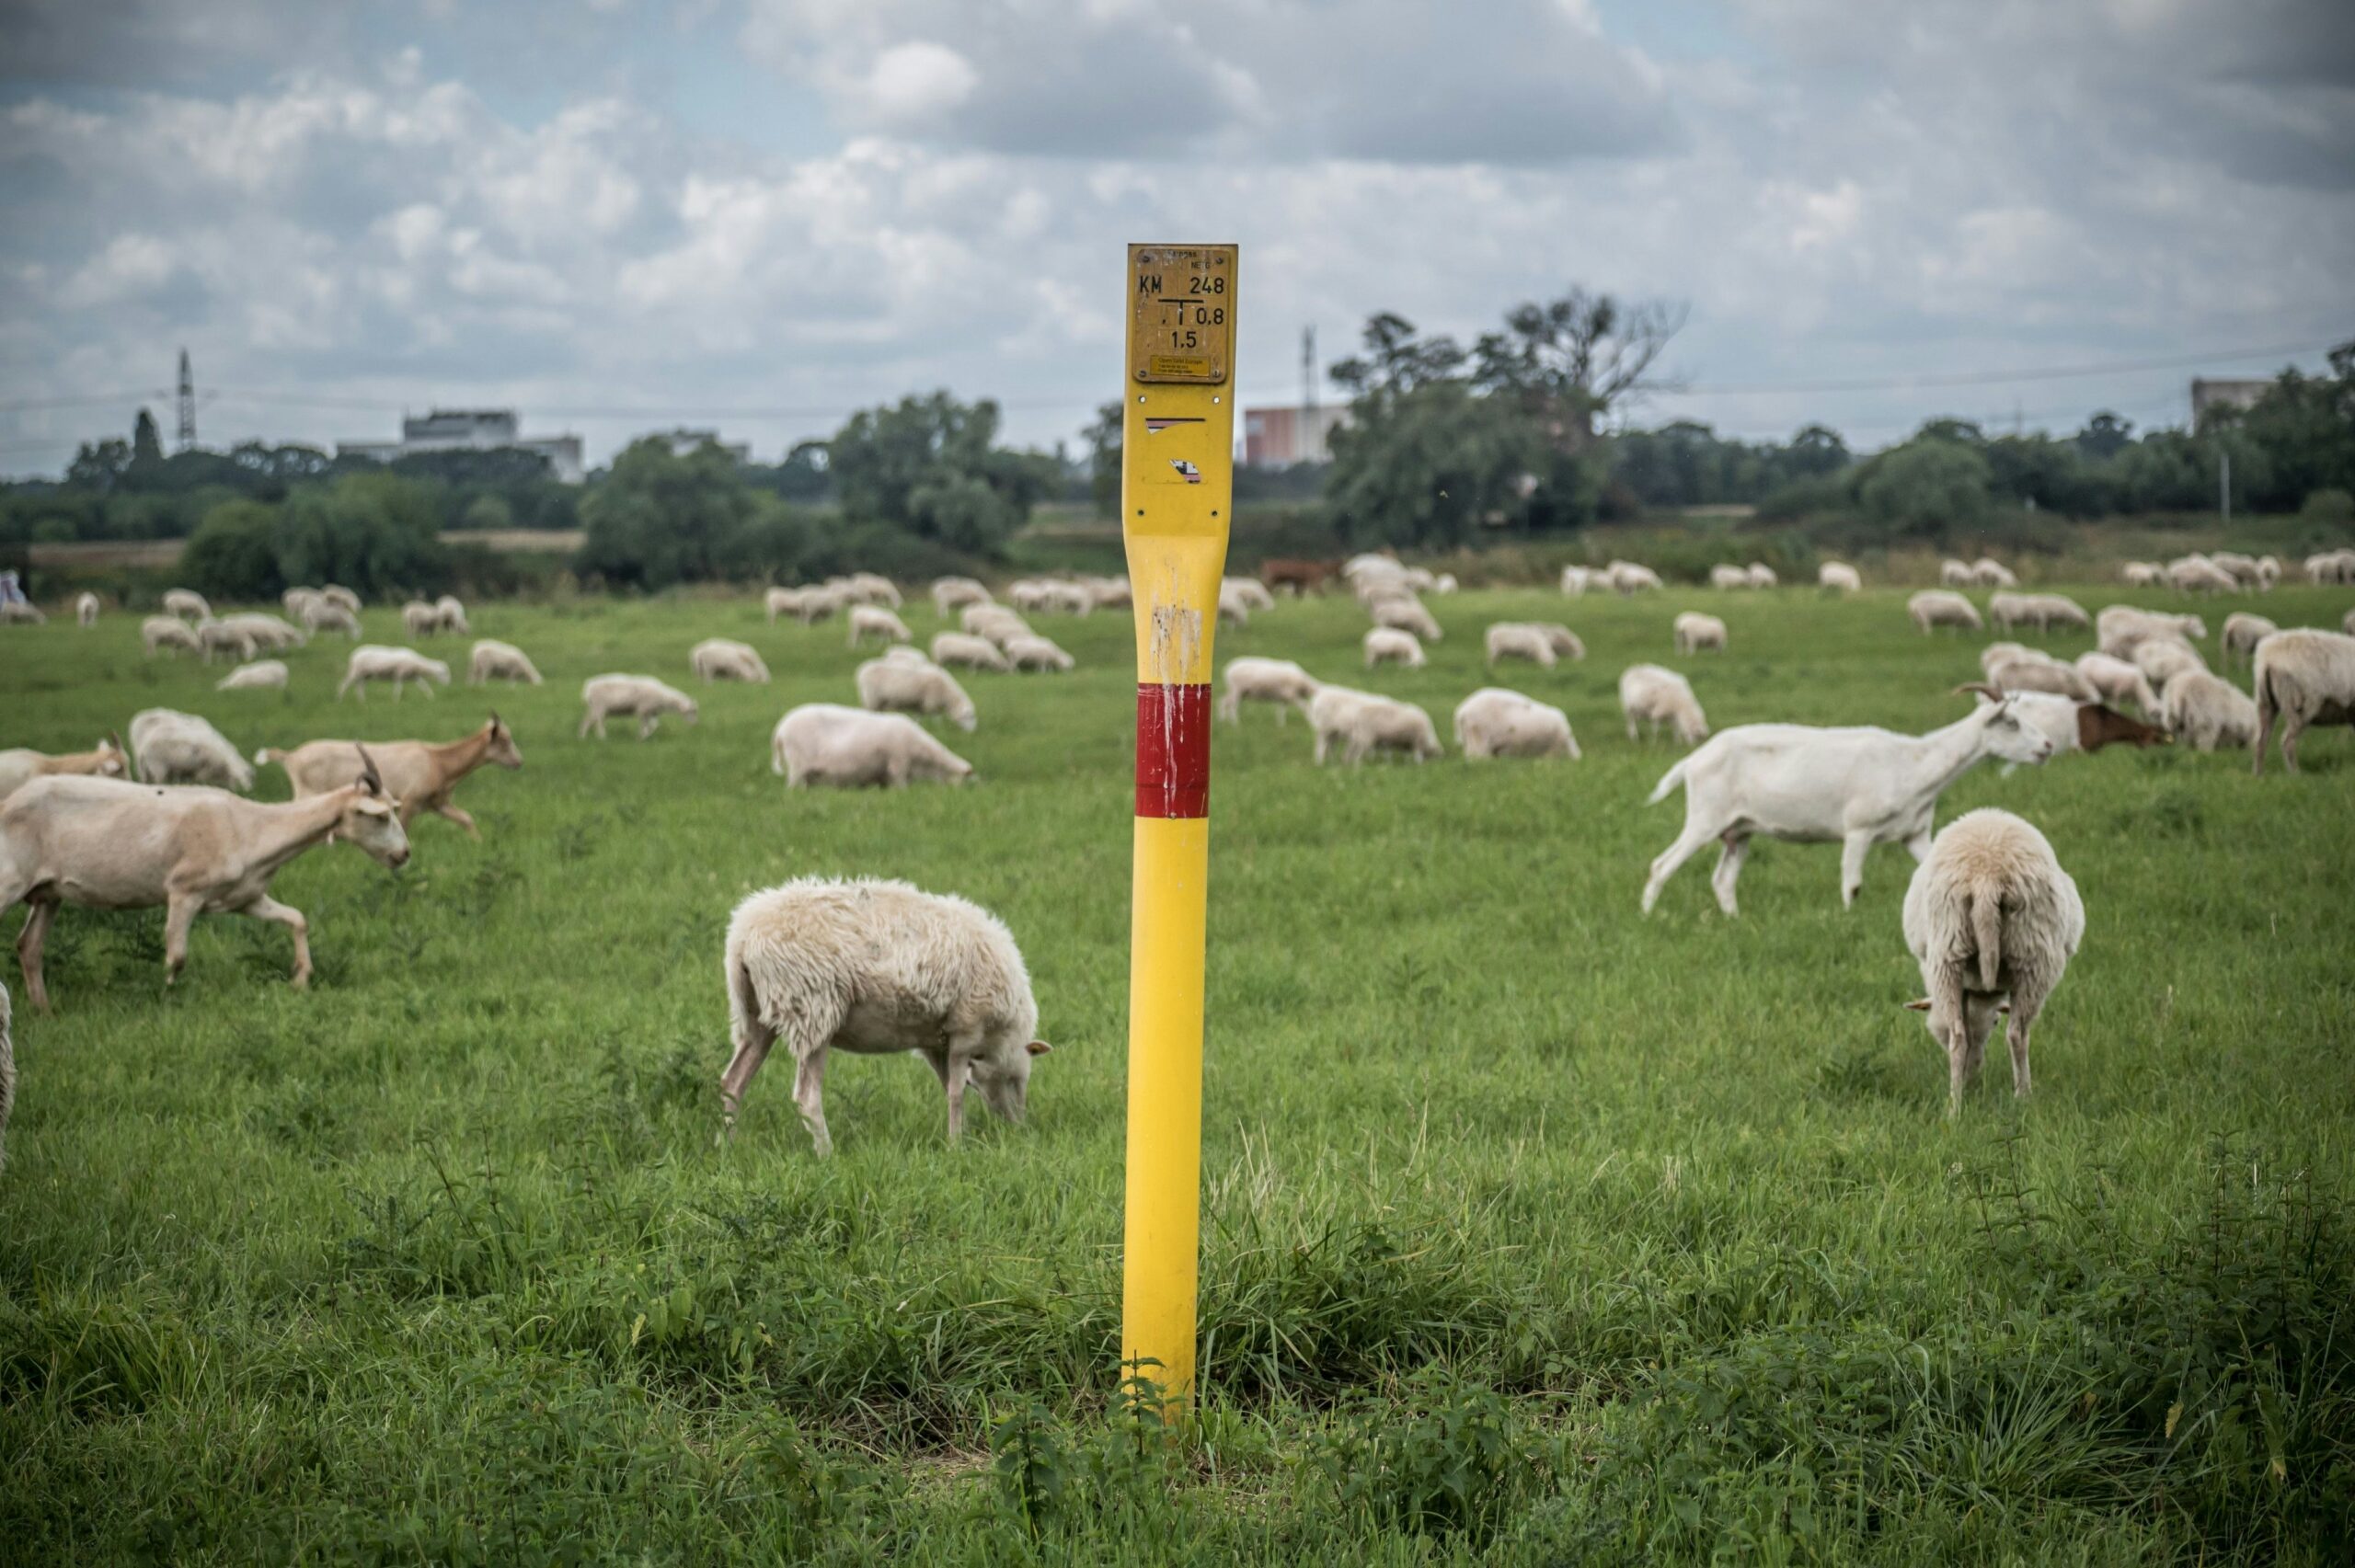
[4, 582, 2353, 1563]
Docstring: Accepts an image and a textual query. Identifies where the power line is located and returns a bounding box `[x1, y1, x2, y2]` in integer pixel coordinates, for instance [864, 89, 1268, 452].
[1670, 338, 2331, 397]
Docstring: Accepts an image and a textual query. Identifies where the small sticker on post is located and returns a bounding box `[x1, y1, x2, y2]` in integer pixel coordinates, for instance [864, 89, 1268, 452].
[1169, 459, 1202, 484]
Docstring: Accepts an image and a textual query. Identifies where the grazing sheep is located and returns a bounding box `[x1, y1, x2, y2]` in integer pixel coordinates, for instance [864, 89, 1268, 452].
[142, 616, 200, 658]
[0, 755, 408, 1009]
[1216, 580, 1255, 625]
[261, 716, 521, 836]
[1988, 657, 2098, 703]
[2256, 555, 2281, 590]
[1086, 575, 1133, 609]
[1369, 595, 1442, 641]
[961, 604, 1032, 648]
[1620, 664, 1709, 746]
[845, 605, 914, 648]
[879, 646, 931, 667]
[1709, 564, 1750, 590]
[301, 599, 362, 637]
[580, 674, 699, 739]
[1939, 559, 1974, 588]
[2162, 670, 2258, 752]
[2252, 628, 2355, 775]
[2132, 636, 2207, 694]
[690, 637, 772, 684]
[215, 659, 289, 692]
[1432, 573, 1459, 594]
[0, 738, 128, 803]
[1673, 612, 1728, 654]
[719, 877, 1046, 1153]
[1363, 627, 1426, 668]
[2122, 561, 2165, 588]
[2074, 652, 2161, 713]
[2209, 551, 2261, 588]
[1641, 688, 2053, 914]
[1908, 589, 1983, 635]
[1560, 565, 1600, 596]
[1980, 642, 2041, 677]
[930, 631, 1013, 672]
[2220, 612, 2279, 668]
[1820, 562, 1862, 594]
[932, 577, 992, 616]
[1217, 657, 1320, 725]
[1223, 578, 1276, 613]
[75, 592, 98, 627]
[1989, 592, 2079, 632]
[1485, 622, 1583, 669]
[2097, 605, 2206, 658]
[338, 645, 452, 702]
[844, 572, 902, 609]
[856, 657, 977, 731]
[1453, 688, 1579, 761]
[1, 601, 46, 625]
[1608, 561, 1664, 594]
[1970, 559, 2017, 589]
[217, 612, 306, 652]
[1901, 808, 2085, 1116]
[2302, 549, 2355, 585]
[1747, 562, 1778, 589]
[1004, 634, 1075, 673]
[2168, 556, 2237, 596]
[771, 705, 974, 790]
[433, 596, 470, 635]
[128, 708, 254, 791]
[1306, 686, 1442, 765]
[319, 585, 362, 614]
[400, 600, 440, 636]
[162, 589, 211, 622]
[788, 584, 844, 624]
[283, 586, 322, 620]
[195, 619, 256, 663]
[468, 639, 543, 685]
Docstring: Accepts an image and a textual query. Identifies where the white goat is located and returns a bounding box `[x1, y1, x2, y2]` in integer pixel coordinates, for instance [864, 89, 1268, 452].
[1307, 687, 1442, 765]
[1217, 658, 1320, 725]
[2252, 629, 2355, 775]
[720, 878, 1047, 1154]
[468, 639, 543, 685]
[1640, 687, 2053, 914]
[129, 708, 254, 791]
[580, 674, 700, 739]
[0, 738, 128, 803]
[771, 704, 974, 790]
[1619, 665, 1709, 746]
[1901, 808, 2084, 1116]
[1453, 688, 1579, 761]
[856, 657, 977, 731]
[1363, 627, 1426, 668]
[690, 637, 772, 684]
[338, 645, 452, 702]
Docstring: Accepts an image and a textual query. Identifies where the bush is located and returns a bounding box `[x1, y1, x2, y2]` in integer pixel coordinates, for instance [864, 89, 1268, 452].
[2302, 487, 2353, 523]
[180, 500, 285, 602]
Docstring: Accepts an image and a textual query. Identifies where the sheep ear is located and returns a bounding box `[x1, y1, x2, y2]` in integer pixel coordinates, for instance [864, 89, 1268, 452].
[1902, 998, 1933, 1012]
[1026, 1040, 1051, 1056]
[355, 743, 384, 795]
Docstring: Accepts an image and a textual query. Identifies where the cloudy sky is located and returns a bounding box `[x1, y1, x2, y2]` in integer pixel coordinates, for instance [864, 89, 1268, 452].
[2, 0, 2350, 475]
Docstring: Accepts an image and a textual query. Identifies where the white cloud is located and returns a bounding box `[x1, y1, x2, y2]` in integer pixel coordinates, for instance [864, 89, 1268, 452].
[859, 41, 979, 128]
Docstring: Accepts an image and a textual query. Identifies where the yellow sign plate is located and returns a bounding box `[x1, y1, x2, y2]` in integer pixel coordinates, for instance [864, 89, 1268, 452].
[1129, 245, 1236, 384]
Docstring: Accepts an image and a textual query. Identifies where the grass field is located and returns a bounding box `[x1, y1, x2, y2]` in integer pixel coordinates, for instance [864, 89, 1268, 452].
[4, 580, 2352, 1562]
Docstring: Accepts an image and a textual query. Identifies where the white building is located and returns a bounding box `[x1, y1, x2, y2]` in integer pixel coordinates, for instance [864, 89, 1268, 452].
[339, 409, 586, 484]
[1242, 405, 1348, 467]
[2189, 378, 2272, 423]
[642, 427, 752, 464]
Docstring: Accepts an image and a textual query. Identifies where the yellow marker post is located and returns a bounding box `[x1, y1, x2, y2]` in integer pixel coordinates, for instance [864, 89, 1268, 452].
[1120, 243, 1238, 1413]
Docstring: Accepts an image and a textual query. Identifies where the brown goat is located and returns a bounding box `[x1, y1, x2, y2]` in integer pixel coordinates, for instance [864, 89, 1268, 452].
[2076, 704, 2170, 751]
[1260, 557, 1340, 595]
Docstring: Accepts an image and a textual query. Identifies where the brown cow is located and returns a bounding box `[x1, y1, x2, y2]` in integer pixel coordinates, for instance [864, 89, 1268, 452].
[1260, 557, 1340, 596]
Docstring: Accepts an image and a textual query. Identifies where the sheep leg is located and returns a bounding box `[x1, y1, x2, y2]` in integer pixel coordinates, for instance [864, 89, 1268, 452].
[238, 895, 311, 989]
[1708, 831, 1751, 916]
[1313, 728, 1331, 766]
[2004, 990, 2045, 1100]
[717, 1015, 777, 1144]
[419, 678, 435, 700]
[1625, 712, 1638, 742]
[791, 1047, 833, 1157]
[162, 893, 201, 985]
[433, 803, 480, 839]
[944, 1030, 982, 1144]
[1839, 832, 1876, 908]
[638, 715, 658, 741]
[16, 897, 57, 1013]
[1641, 818, 1717, 914]
[2279, 714, 2305, 776]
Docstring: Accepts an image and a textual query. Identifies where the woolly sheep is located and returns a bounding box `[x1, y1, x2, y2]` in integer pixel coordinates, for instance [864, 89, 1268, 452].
[932, 577, 992, 616]
[1908, 589, 1982, 634]
[1673, 612, 1728, 654]
[580, 674, 700, 739]
[771, 704, 973, 791]
[1432, 573, 1458, 594]
[1453, 688, 1579, 761]
[1939, 559, 1974, 588]
[1747, 562, 1778, 589]
[1223, 578, 1276, 612]
[1004, 634, 1075, 673]
[400, 600, 442, 637]
[1970, 558, 2017, 589]
[2256, 555, 2281, 590]
[338, 645, 452, 702]
[2168, 556, 2236, 595]
[143, 615, 200, 657]
[2074, 652, 2160, 713]
[1619, 664, 1709, 746]
[1363, 627, 1426, 668]
[1709, 564, 1750, 590]
[1560, 565, 1599, 595]
[962, 604, 1032, 647]
[301, 599, 362, 637]
[2302, 549, 2355, 585]
[2252, 628, 2355, 775]
[75, 592, 98, 627]
[1989, 657, 2097, 703]
[162, 589, 211, 622]
[690, 637, 772, 683]
[1980, 642, 2040, 677]
[1369, 595, 1442, 641]
[215, 659, 289, 692]
[2162, 670, 2257, 752]
[128, 708, 255, 791]
[0, 601, 46, 625]
[2122, 561, 2165, 588]
[0, 738, 128, 803]
[1306, 686, 1442, 765]
[2097, 605, 2205, 657]
[930, 631, 1013, 672]
[2220, 612, 2279, 668]
[2132, 636, 2207, 693]
[1216, 581, 1256, 625]
[1484, 621, 1582, 668]
[845, 572, 902, 609]
[1086, 575, 1133, 609]
[1901, 808, 2084, 1116]
[719, 877, 1048, 1153]
[218, 612, 307, 651]
[856, 657, 977, 731]
[1217, 658, 1320, 725]
[195, 619, 256, 663]
[468, 639, 543, 685]
[1819, 562, 1862, 593]
[1608, 561, 1664, 594]
[320, 585, 362, 614]
[2208, 551, 2261, 587]
[434, 596, 470, 634]
[846, 605, 913, 647]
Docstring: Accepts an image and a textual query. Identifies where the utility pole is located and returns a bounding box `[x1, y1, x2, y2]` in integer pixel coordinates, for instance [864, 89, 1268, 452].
[1301, 325, 1319, 463]
[175, 349, 196, 451]
[2220, 448, 2232, 524]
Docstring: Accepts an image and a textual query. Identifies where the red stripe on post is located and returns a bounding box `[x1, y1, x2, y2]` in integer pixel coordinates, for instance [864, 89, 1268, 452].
[1135, 682, 1212, 818]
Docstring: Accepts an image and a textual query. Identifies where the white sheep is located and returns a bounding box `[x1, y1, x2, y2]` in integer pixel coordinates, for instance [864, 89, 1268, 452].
[401, 600, 445, 637]
[2161, 670, 2257, 752]
[961, 604, 1032, 648]
[1619, 664, 1709, 746]
[1990, 592, 2085, 633]
[1988, 657, 2097, 703]
[195, 619, 256, 663]
[1608, 561, 1664, 594]
[218, 612, 307, 651]
[1087, 575, 1133, 609]
[338, 645, 452, 702]
[845, 572, 902, 609]
[2168, 555, 2237, 595]
[1306, 686, 1442, 765]
[1363, 627, 1426, 668]
[1369, 594, 1442, 641]
[1217, 658, 1320, 725]
[1453, 688, 1579, 761]
[1641, 688, 2053, 914]
[1939, 559, 1974, 588]
[1004, 634, 1075, 672]
[1485, 622, 1581, 668]
[932, 577, 992, 616]
[1673, 612, 1728, 654]
[162, 588, 211, 622]
[1216, 580, 1256, 625]
[579, 674, 700, 739]
[2256, 555, 2281, 591]
[2302, 549, 2355, 585]
[320, 585, 362, 614]
[128, 708, 256, 791]
[1223, 577, 1276, 612]
[1908, 589, 1983, 635]
[2096, 605, 2205, 658]
[1709, 564, 1750, 590]
[301, 599, 362, 637]
[433, 595, 470, 635]
[771, 704, 973, 790]
[1819, 562, 1862, 594]
[856, 656, 977, 731]
[215, 659, 289, 692]
[75, 592, 99, 627]
[142, 616, 200, 657]
[1970, 558, 2017, 589]
[1747, 562, 1778, 589]
[468, 639, 543, 685]
[719, 878, 1048, 1153]
[2074, 652, 2161, 713]
[2208, 551, 2261, 587]
[0, 738, 128, 803]
[2132, 636, 2207, 693]
[2220, 612, 2279, 668]
[1901, 808, 2085, 1116]
[930, 631, 1013, 672]
[2122, 561, 2165, 588]
[1979, 642, 2041, 678]
[846, 605, 913, 647]
[690, 637, 772, 684]
[1559, 565, 1599, 596]
[1432, 573, 1458, 594]
[1, 600, 46, 625]
[2252, 628, 2355, 775]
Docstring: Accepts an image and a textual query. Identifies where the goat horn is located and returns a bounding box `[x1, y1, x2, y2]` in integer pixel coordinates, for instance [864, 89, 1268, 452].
[355, 743, 384, 794]
[1951, 681, 2003, 703]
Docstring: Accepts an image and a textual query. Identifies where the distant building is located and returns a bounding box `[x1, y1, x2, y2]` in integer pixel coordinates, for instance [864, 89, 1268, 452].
[339, 409, 586, 483]
[1242, 405, 1348, 467]
[2190, 378, 2272, 422]
[643, 427, 752, 464]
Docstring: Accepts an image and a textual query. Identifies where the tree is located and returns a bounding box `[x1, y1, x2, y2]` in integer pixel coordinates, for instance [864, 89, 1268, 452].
[1086, 402, 1122, 519]
[273, 473, 450, 597]
[2074, 411, 2133, 462]
[1857, 439, 1993, 532]
[1472, 288, 1685, 451]
[576, 438, 764, 588]
[66, 438, 131, 494]
[181, 499, 283, 601]
[132, 408, 165, 466]
[827, 392, 1054, 553]
[1328, 315, 1544, 546]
